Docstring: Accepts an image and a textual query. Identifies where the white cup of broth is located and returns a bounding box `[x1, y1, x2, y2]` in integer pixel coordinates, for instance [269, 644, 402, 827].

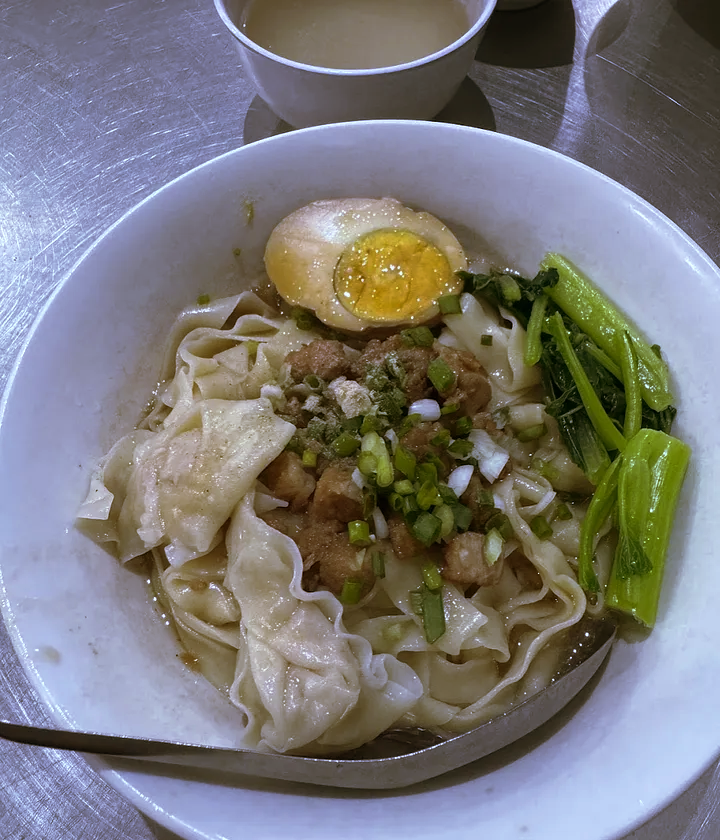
[213, 0, 498, 128]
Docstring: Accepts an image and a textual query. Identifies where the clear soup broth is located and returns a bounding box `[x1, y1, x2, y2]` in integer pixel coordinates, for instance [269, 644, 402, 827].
[240, 0, 471, 70]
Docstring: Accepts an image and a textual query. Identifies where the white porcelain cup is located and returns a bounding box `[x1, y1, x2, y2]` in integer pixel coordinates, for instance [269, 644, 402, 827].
[213, 0, 497, 128]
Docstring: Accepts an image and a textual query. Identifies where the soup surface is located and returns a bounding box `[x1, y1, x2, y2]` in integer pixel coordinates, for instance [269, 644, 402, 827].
[240, 0, 470, 70]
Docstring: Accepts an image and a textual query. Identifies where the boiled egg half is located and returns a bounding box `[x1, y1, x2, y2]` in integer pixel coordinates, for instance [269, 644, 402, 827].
[264, 197, 467, 331]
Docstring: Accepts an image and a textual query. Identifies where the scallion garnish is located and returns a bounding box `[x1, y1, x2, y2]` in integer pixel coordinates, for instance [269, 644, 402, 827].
[339, 579, 363, 605]
[431, 428, 452, 447]
[332, 432, 360, 456]
[372, 552, 386, 578]
[416, 461, 438, 485]
[554, 502, 573, 521]
[441, 403, 460, 415]
[348, 520, 371, 546]
[420, 585, 446, 644]
[394, 445, 417, 480]
[196, 293, 210, 305]
[401, 326, 435, 347]
[393, 479, 415, 496]
[434, 504, 455, 539]
[485, 512, 513, 540]
[427, 357, 456, 394]
[422, 561, 443, 591]
[450, 503, 473, 532]
[483, 528, 504, 566]
[416, 480, 441, 511]
[301, 449, 317, 468]
[530, 515, 553, 540]
[412, 512, 442, 546]
[480, 334, 493, 346]
[448, 439, 473, 458]
[454, 415, 473, 437]
[439, 294, 462, 315]
[357, 451, 377, 477]
[516, 423, 548, 442]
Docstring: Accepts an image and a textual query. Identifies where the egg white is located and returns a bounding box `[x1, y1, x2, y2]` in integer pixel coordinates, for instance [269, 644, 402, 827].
[264, 197, 467, 331]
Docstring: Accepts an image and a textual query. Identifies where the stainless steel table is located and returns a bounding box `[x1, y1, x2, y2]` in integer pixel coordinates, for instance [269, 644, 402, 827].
[1, 1, 719, 837]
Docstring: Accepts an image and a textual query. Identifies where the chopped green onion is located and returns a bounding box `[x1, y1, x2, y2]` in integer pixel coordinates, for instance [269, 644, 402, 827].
[412, 512, 442, 546]
[420, 584, 446, 644]
[448, 439, 474, 458]
[417, 480, 442, 511]
[232, 247, 242, 257]
[441, 403, 460, 415]
[483, 528, 504, 566]
[424, 452, 446, 478]
[402, 495, 420, 516]
[196, 293, 210, 305]
[389, 492, 404, 512]
[439, 294, 462, 315]
[304, 374, 323, 390]
[357, 451, 377, 476]
[499, 274, 522, 303]
[360, 414, 383, 434]
[530, 515, 553, 540]
[409, 589, 424, 616]
[339, 579, 363, 605]
[524, 293, 548, 366]
[485, 512, 513, 541]
[620, 331, 642, 440]
[291, 306, 318, 331]
[362, 486, 377, 519]
[554, 502, 573, 521]
[428, 357, 456, 394]
[401, 326, 435, 347]
[348, 520, 371, 546]
[394, 445, 417, 480]
[332, 432, 360, 456]
[450, 503, 473, 532]
[416, 461, 438, 485]
[435, 503, 455, 539]
[431, 428, 452, 447]
[397, 413, 422, 437]
[421, 561, 444, 591]
[393, 479, 415, 496]
[516, 423, 548, 443]
[454, 415, 473, 436]
[361, 431, 394, 487]
[245, 340, 259, 359]
[531, 456, 561, 482]
[372, 552, 386, 578]
[301, 449, 317, 468]
[476, 487, 495, 508]
[480, 334, 494, 346]
[438, 484, 459, 505]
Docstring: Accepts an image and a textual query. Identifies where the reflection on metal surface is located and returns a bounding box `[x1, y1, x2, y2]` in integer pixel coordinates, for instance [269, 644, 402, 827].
[0, 0, 718, 837]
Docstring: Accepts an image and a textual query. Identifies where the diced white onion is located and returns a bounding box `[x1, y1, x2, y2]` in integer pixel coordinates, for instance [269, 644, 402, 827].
[468, 429, 510, 483]
[351, 468, 365, 489]
[447, 464, 474, 498]
[408, 399, 441, 422]
[372, 506, 389, 540]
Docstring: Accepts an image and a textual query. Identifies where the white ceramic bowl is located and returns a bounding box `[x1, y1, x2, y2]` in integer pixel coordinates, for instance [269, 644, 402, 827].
[213, 0, 497, 127]
[2, 121, 720, 840]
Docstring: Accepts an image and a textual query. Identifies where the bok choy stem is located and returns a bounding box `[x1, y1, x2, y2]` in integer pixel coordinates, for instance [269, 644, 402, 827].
[541, 253, 674, 412]
[578, 455, 622, 593]
[620, 332, 642, 439]
[605, 429, 691, 627]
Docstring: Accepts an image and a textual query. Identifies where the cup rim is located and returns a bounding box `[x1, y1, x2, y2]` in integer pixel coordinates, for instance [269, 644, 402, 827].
[212, 0, 498, 76]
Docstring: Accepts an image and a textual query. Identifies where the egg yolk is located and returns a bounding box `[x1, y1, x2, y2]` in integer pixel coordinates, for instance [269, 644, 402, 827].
[333, 229, 458, 323]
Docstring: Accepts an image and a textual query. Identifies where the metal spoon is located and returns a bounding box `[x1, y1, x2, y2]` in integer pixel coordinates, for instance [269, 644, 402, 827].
[0, 616, 615, 789]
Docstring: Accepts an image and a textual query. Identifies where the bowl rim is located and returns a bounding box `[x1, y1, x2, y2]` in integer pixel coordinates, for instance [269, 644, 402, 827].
[3, 119, 720, 840]
[212, 0, 498, 76]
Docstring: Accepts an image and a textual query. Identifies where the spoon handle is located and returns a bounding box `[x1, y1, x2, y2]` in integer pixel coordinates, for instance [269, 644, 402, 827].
[0, 618, 615, 789]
